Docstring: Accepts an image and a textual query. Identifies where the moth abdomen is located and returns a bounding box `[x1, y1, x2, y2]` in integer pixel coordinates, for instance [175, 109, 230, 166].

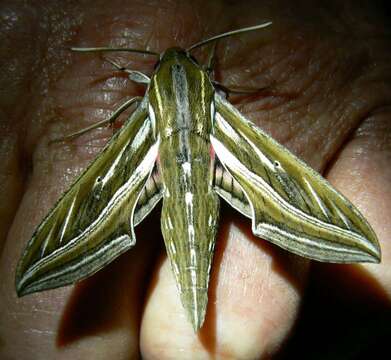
[159, 132, 219, 330]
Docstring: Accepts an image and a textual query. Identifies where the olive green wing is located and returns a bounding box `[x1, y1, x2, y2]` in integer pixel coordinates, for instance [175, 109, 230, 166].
[211, 94, 380, 263]
[16, 98, 160, 296]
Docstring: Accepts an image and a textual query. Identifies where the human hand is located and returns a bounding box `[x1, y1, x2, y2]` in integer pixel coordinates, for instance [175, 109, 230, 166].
[0, 0, 390, 358]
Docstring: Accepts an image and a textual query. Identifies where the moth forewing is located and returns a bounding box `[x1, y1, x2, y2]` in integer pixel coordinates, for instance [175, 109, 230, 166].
[211, 94, 380, 263]
[16, 98, 160, 296]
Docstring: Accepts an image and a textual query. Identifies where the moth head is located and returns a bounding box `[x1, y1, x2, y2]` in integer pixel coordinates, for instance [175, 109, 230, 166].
[159, 47, 196, 63]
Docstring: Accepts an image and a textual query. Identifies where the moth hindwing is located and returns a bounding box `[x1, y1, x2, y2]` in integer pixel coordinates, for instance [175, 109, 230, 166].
[16, 22, 380, 332]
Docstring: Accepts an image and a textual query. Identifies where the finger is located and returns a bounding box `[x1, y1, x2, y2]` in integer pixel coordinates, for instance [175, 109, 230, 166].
[141, 207, 309, 358]
[0, 3, 158, 357]
[324, 109, 391, 296]
[0, 6, 34, 252]
[284, 110, 391, 358]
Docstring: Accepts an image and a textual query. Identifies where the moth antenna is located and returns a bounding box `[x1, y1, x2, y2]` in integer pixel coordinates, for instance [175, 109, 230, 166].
[70, 47, 159, 57]
[187, 21, 272, 52]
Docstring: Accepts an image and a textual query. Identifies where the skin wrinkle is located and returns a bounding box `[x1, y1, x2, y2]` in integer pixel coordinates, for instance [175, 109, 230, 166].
[0, 0, 390, 359]
[230, 37, 359, 167]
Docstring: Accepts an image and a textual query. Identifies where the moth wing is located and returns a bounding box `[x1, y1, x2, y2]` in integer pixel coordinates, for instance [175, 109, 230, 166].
[214, 160, 251, 218]
[211, 94, 380, 263]
[133, 165, 162, 226]
[16, 98, 159, 296]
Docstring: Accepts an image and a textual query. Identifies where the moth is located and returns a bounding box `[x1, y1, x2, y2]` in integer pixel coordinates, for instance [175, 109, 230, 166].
[16, 22, 381, 331]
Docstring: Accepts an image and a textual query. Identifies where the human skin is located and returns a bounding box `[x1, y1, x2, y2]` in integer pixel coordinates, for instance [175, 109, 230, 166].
[0, 0, 390, 359]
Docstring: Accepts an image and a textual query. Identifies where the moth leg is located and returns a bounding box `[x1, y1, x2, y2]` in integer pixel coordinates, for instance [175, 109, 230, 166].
[204, 41, 218, 76]
[212, 81, 270, 97]
[52, 96, 142, 142]
[203, 41, 269, 97]
[105, 58, 150, 84]
[204, 45, 270, 97]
